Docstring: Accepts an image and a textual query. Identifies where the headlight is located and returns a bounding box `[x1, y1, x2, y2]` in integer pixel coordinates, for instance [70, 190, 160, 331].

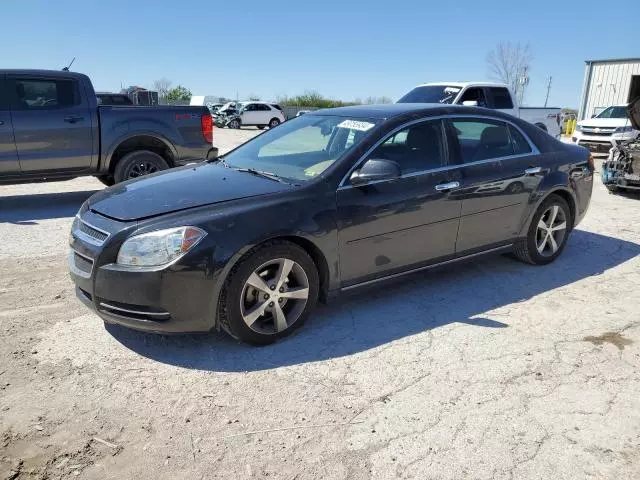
[614, 126, 634, 133]
[117, 226, 206, 267]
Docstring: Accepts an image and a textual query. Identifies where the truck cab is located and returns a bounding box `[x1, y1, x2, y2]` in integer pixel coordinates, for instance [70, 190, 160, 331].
[398, 82, 561, 137]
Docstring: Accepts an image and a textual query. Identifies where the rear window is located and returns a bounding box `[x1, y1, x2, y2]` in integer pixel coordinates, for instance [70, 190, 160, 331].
[488, 87, 514, 109]
[12, 78, 79, 110]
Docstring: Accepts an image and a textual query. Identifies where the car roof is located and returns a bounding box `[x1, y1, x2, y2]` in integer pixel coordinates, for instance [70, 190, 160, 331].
[414, 81, 509, 88]
[311, 103, 496, 120]
[1, 69, 89, 79]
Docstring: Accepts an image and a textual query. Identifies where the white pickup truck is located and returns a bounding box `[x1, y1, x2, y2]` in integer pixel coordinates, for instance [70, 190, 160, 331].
[397, 82, 561, 137]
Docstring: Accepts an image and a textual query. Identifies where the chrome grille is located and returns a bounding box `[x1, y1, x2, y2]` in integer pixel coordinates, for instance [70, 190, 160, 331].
[73, 217, 109, 245]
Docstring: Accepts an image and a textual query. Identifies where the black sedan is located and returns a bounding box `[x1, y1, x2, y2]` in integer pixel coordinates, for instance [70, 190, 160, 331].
[69, 104, 594, 345]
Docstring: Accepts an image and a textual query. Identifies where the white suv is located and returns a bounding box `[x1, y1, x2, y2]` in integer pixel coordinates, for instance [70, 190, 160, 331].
[573, 104, 639, 157]
[235, 102, 286, 129]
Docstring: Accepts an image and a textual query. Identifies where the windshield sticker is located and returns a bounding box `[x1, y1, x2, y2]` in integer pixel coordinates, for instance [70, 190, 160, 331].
[337, 120, 375, 132]
[444, 87, 461, 94]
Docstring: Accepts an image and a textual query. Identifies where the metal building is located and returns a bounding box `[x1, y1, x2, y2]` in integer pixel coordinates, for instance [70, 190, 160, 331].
[578, 58, 640, 120]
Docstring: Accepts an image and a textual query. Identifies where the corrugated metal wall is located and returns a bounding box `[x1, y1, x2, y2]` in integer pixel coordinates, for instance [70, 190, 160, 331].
[580, 60, 640, 119]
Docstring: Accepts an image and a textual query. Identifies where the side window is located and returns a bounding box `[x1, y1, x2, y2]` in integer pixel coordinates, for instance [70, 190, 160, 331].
[370, 120, 445, 175]
[245, 104, 257, 111]
[259, 104, 271, 111]
[458, 88, 487, 108]
[13, 78, 79, 110]
[488, 87, 514, 109]
[508, 124, 532, 155]
[451, 119, 513, 162]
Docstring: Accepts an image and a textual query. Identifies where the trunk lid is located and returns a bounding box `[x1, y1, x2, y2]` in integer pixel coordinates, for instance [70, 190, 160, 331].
[88, 163, 294, 221]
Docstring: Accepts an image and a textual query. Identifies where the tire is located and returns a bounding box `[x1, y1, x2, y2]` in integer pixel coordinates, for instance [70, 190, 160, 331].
[228, 119, 241, 129]
[535, 123, 548, 132]
[113, 150, 169, 184]
[256, 125, 265, 130]
[513, 194, 572, 265]
[606, 185, 619, 194]
[218, 240, 319, 345]
[95, 175, 115, 187]
[268, 118, 281, 129]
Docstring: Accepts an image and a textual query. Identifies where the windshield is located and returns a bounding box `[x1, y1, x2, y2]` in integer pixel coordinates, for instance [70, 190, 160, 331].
[596, 106, 628, 119]
[222, 115, 379, 183]
[397, 85, 462, 104]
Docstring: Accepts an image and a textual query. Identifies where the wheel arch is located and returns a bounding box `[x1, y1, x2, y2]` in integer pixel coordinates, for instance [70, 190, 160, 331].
[518, 186, 577, 237]
[211, 234, 331, 331]
[534, 122, 548, 132]
[104, 133, 178, 173]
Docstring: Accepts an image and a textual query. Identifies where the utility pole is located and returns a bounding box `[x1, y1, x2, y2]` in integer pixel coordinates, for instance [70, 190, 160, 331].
[518, 66, 529, 107]
[544, 76, 552, 107]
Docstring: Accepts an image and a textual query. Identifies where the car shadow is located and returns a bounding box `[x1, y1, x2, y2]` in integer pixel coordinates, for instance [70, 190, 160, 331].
[0, 190, 99, 224]
[106, 229, 640, 372]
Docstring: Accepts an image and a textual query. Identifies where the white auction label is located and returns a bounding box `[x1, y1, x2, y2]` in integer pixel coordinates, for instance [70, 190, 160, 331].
[337, 120, 375, 132]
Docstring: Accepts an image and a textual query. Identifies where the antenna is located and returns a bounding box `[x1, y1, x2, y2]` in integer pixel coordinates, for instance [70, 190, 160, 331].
[62, 57, 76, 71]
[544, 76, 552, 107]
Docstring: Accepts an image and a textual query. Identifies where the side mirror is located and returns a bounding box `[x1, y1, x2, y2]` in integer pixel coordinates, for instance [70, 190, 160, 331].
[462, 100, 478, 107]
[350, 159, 401, 186]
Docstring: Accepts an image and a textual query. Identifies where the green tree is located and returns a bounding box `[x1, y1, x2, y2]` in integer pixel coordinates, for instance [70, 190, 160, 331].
[166, 85, 192, 102]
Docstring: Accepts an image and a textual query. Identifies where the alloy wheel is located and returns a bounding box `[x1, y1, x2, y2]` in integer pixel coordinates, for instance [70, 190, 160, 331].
[240, 258, 310, 335]
[535, 205, 567, 257]
[128, 161, 158, 179]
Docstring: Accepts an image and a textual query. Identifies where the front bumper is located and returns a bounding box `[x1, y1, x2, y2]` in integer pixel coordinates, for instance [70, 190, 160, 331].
[69, 211, 217, 334]
[574, 132, 637, 157]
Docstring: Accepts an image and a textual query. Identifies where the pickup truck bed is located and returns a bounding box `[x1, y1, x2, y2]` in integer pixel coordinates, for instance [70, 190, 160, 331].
[0, 69, 216, 185]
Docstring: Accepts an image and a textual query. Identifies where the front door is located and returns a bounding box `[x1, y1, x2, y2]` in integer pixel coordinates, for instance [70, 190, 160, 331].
[336, 119, 462, 286]
[241, 103, 260, 125]
[8, 75, 94, 173]
[446, 117, 542, 253]
[0, 75, 20, 174]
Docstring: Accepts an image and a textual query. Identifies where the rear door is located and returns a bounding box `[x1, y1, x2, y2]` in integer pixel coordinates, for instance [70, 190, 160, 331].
[446, 117, 542, 253]
[8, 74, 93, 172]
[0, 74, 20, 174]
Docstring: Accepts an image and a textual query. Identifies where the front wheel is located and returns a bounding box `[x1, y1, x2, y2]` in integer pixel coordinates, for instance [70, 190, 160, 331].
[218, 241, 319, 345]
[513, 194, 572, 265]
[228, 119, 241, 129]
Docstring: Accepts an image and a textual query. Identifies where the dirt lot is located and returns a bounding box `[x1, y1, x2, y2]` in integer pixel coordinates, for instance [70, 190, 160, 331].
[1, 128, 639, 480]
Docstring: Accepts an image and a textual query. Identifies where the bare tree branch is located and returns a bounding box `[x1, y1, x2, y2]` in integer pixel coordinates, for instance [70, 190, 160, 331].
[486, 43, 532, 103]
[153, 78, 172, 99]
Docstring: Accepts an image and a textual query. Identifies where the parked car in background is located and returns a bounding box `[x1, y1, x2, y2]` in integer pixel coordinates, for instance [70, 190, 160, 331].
[235, 101, 285, 129]
[0, 70, 216, 185]
[96, 92, 133, 106]
[206, 103, 223, 114]
[573, 104, 639, 157]
[397, 82, 561, 137]
[69, 103, 593, 345]
[296, 110, 311, 117]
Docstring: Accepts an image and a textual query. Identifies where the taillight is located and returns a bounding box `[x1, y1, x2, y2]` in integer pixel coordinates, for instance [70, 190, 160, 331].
[201, 114, 213, 144]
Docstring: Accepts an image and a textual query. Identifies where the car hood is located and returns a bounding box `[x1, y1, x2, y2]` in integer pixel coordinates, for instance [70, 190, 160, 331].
[628, 97, 640, 130]
[88, 163, 294, 221]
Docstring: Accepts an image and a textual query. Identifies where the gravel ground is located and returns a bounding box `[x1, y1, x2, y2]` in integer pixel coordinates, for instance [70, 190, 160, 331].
[1, 128, 639, 480]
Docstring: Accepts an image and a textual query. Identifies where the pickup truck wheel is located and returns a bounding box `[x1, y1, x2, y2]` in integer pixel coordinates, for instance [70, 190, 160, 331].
[535, 122, 548, 132]
[95, 175, 115, 187]
[114, 150, 169, 183]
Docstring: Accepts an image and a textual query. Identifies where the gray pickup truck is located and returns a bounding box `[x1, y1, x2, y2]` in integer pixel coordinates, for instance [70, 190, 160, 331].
[0, 70, 217, 185]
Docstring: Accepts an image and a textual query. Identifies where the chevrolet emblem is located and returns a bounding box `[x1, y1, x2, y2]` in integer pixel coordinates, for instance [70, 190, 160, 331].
[595, 127, 600, 133]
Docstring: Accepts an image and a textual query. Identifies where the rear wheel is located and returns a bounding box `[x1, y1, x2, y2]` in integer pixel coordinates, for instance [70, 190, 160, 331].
[513, 194, 572, 265]
[268, 118, 281, 128]
[113, 150, 169, 183]
[218, 241, 319, 345]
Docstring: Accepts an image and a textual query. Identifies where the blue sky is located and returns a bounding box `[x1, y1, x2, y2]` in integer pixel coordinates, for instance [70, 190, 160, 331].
[1, 0, 635, 108]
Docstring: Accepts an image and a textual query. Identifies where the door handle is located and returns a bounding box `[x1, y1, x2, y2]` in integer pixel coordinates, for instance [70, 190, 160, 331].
[64, 116, 84, 124]
[435, 181, 460, 191]
[524, 166, 542, 175]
